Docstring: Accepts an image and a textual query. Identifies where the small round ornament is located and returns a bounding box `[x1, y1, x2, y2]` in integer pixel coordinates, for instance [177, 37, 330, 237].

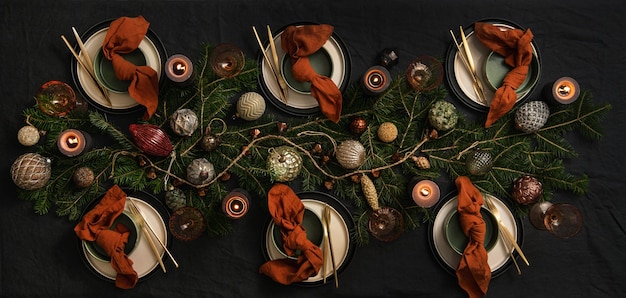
[336, 140, 366, 169]
[165, 187, 187, 211]
[428, 100, 458, 131]
[236, 92, 266, 121]
[129, 124, 173, 157]
[515, 100, 550, 133]
[186, 158, 216, 185]
[267, 146, 303, 182]
[169, 108, 198, 137]
[349, 116, 368, 135]
[200, 133, 221, 152]
[466, 148, 494, 176]
[512, 175, 543, 205]
[17, 125, 41, 146]
[11, 153, 52, 190]
[377, 122, 398, 143]
[72, 166, 95, 188]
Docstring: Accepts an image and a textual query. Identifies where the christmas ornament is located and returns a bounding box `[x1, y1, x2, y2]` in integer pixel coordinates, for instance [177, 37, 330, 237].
[165, 187, 187, 211]
[236, 92, 266, 121]
[11, 153, 52, 190]
[200, 133, 221, 152]
[515, 100, 550, 133]
[336, 140, 366, 169]
[377, 48, 399, 68]
[169, 206, 206, 241]
[512, 175, 543, 205]
[267, 146, 303, 182]
[129, 124, 173, 157]
[169, 108, 198, 137]
[377, 122, 398, 143]
[186, 158, 216, 185]
[72, 167, 94, 188]
[466, 148, 494, 175]
[17, 125, 41, 146]
[349, 116, 368, 135]
[428, 100, 458, 131]
[35, 80, 77, 117]
[362, 174, 404, 242]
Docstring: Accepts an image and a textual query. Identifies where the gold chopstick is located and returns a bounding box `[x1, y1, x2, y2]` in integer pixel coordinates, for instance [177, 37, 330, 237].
[128, 199, 179, 269]
[267, 25, 289, 103]
[324, 205, 338, 288]
[127, 200, 166, 273]
[449, 29, 487, 105]
[252, 26, 287, 103]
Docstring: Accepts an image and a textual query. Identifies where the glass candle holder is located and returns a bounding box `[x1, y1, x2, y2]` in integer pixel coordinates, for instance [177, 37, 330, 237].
[210, 43, 245, 78]
[405, 56, 443, 91]
[57, 129, 91, 157]
[169, 206, 206, 241]
[411, 179, 441, 208]
[35, 80, 77, 117]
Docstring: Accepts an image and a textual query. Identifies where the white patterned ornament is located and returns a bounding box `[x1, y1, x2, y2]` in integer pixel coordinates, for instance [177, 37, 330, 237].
[11, 153, 52, 190]
[236, 92, 266, 121]
[170, 108, 198, 136]
[515, 100, 550, 133]
[17, 125, 41, 146]
[336, 140, 366, 169]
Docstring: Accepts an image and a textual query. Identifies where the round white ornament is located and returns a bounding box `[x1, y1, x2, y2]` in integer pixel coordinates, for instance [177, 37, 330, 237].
[237, 92, 266, 121]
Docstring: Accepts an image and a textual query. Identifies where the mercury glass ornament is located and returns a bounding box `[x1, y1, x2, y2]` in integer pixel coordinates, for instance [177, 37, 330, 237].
[165, 187, 187, 211]
[336, 140, 366, 169]
[267, 146, 303, 182]
[200, 133, 221, 152]
[186, 158, 216, 185]
[72, 167, 95, 188]
[428, 100, 458, 131]
[17, 125, 41, 146]
[512, 175, 543, 205]
[169, 108, 198, 137]
[515, 100, 550, 133]
[466, 149, 494, 176]
[11, 153, 52, 190]
[236, 92, 266, 121]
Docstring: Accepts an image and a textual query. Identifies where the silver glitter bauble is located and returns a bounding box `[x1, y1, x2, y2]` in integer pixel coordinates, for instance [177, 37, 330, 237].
[267, 146, 303, 182]
[515, 101, 550, 133]
[170, 108, 198, 136]
[11, 153, 52, 190]
[17, 125, 41, 146]
[466, 149, 494, 176]
[336, 140, 366, 169]
[236, 92, 266, 121]
[428, 100, 458, 131]
[186, 158, 216, 185]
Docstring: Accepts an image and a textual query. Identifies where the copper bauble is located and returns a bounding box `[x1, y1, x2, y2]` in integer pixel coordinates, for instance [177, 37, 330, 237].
[129, 124, 173, 157]
[349, 116, 368, 135]
[512, 175, 543, 205]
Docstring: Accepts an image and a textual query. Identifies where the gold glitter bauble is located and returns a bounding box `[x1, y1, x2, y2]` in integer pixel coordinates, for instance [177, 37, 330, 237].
[377, 122, 398, 143]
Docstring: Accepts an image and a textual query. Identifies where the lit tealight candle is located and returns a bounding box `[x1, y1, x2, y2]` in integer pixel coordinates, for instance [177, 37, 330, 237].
[165, 54, 195, 85]
[57, 129, 91, 157]
[411, 179, 441, 208]
[362, 65, 391, 95]
[222, 188, 250, 219]
[545, 77, 580, 104]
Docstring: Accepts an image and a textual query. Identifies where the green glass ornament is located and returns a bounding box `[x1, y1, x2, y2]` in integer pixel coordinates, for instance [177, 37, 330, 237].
[466, 149, 493, 176]
[428, 100, 458, 131]
[165, 188, 187, 211]
[267, 146, 302, 182]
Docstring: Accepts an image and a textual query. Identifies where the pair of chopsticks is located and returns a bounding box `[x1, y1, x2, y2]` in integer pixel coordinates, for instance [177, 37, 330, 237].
[61, 27, 112, 106]
[449, 27, 488, 105]
[252, 25, 289, 103]
[127, 199, 179, 272]
[322, 205, 338, 287]
[483, 196, 529, 273]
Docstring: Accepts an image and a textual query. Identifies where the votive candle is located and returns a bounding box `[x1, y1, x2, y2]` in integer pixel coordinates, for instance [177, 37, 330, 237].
[222, 188, 250, 219]
[165, 54, 195, 85]
[411, 179, 441, 208]
[545, 77, 580, 104]
[362, 65, 391, 95]
[57, 129, 91, 157]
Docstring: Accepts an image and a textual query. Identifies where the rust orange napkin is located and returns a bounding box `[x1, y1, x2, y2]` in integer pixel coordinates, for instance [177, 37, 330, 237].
[74, 185, 138, 289]
[281, 24, 343, 123]
[103, 16, 159, 120]
[474, 22, 534, 128]
[259, 184, 323, 284]
[455, 176, 491, 298]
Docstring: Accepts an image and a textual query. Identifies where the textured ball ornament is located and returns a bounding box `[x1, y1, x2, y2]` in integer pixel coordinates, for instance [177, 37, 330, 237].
[129, 124, 173, 157]
[336, 140, 366, 169]
[349, 116, 368, 135]
[186, 158, 216, 185]
[165, 187, 187, 211]
[428, 100, 458, 131]
[169, 108, 198, 136]
[17, 125, 41, 146]
[267, 146, 303, 182]
[466, 149, 494, 176]
[236, 92, 266, 121]
[515, 100, 550, 133]
[200, 133, 221, 152]
[72, 167, 95, 188]
[377, 122, 398, 143]
[512, 175, 543, 205]
[11, 153, 52, 190]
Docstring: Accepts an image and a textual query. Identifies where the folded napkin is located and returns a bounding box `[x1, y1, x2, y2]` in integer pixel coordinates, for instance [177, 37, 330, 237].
[455, 176, 491, 298]
[474, 22, 534, 128]
[281, 24, 343, 123]
[259, 184, 323, 284]
[102, 16, 159, 120]
[74, 185, 138, 289]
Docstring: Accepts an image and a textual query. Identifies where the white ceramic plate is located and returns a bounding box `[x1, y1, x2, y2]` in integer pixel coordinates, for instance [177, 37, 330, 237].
[81, 197, 167, 280]
[431, 193, 520, 275]
[75, 26, 163, 112]
[263, 197, 352, 285]
[259, 24, 350, 116]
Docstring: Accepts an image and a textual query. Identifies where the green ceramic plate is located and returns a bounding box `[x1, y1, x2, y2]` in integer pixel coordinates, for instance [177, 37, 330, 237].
[444, 207, 499, 254]
[94, 48, 147, 93]
[483, 51, 540, 95]
[281, 48, 333, 94]
[271, 208, 323, 259]
[84, 211, 140, 262]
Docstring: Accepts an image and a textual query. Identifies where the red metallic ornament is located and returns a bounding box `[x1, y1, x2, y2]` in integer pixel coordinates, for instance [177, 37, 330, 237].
[129, 124, 173, 157]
